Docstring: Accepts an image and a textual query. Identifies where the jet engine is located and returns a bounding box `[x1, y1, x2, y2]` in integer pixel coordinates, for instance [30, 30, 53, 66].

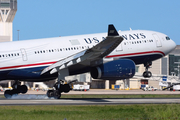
[90, 59, 135, 80]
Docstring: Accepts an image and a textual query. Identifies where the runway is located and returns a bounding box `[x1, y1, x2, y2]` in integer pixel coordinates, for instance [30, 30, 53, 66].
[0, 96, 180, 105]
[1, 98, 180, 105]
[0, 90, 180, 105]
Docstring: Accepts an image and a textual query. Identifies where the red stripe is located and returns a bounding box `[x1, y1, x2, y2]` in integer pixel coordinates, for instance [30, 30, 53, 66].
[0, 51, 165, 70]
[106, 51, 165, 58]
[0, 61, 56, 70]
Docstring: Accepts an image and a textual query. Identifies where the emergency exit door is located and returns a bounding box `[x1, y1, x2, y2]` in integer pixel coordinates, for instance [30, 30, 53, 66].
[116, 43, 123, 51]
[20, 48, 27, 61]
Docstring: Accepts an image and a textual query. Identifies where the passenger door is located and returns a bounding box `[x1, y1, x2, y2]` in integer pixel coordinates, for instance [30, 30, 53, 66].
[152, 33, 162, 47]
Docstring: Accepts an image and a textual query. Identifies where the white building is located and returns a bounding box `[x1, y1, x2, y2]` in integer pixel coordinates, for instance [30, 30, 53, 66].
[0, 0, 17, 42]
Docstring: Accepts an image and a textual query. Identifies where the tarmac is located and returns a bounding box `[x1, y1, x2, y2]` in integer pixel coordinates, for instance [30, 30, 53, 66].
[1, 89, 180, 95]
[0, 89, 180, 105]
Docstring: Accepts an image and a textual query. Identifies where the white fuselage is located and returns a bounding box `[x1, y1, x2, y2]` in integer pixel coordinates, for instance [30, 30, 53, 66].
[0, 30, 176, 81]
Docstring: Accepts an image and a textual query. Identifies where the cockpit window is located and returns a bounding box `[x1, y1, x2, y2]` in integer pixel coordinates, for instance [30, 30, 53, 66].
[166, 36, 170, 40]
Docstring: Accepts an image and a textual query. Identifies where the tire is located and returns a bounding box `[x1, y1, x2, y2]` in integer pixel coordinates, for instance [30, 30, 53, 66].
[20, 85, 28, 94]
[53, 90, 61, 99]
[143, 71, 152, 78]
[4, 90, 12, 99]
[147, 71, 152, 77]
[47, 90, 54, 98]
[63, 84, 71, 93]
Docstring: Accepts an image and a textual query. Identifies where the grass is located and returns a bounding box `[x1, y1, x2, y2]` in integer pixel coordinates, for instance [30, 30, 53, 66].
[0, 94, 180, 119]
[0, 94, 180, 120]
[0, 104, 180, 120]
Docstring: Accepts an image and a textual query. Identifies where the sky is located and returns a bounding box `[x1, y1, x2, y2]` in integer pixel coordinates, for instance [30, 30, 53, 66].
[13, 0, 180, 44]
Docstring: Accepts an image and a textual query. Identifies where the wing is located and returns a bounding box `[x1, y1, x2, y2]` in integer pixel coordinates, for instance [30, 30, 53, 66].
[41, 24, 123, 76]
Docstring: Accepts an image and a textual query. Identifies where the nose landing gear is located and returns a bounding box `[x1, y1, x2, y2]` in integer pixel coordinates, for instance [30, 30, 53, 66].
[143, 62, 152, 78]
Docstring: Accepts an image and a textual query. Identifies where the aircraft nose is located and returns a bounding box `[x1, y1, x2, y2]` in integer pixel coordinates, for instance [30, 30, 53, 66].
[163, 35, 176, 56]
[170, 39, 176, 50]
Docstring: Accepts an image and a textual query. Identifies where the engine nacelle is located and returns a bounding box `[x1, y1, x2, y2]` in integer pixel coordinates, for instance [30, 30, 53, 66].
[90, 59, 135, 80]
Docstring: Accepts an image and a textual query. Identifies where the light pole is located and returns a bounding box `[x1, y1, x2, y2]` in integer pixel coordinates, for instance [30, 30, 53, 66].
[17, 30, 20, 41]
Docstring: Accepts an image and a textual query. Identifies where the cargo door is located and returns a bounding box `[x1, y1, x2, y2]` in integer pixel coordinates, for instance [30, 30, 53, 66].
[152, 33, 162, 47]
[20, 48, 27, 61]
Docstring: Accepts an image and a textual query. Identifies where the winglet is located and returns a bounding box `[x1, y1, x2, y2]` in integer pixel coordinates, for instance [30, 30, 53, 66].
[108, 24, 119, 36]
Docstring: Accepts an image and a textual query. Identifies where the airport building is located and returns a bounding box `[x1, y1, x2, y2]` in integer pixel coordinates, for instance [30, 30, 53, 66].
[0, 0, 17, 42]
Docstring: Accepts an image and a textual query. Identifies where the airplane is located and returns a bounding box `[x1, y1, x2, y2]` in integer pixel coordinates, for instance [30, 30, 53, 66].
[0, 24, 176, 99]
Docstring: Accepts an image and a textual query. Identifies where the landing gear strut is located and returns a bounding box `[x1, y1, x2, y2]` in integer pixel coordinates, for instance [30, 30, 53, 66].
[143, 62, 152, 78]
[4, 81, 28, 99]
[46, 80, 71, 99]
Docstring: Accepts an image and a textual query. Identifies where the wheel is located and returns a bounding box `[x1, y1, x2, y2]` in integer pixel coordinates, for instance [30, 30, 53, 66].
[4, 90, 12, 99]
[147, 71, 152, 77]
[16, 85, 22, 94]
[53, 90, 61, 99]
[143, 71, 152, 78]
[143, 72, 147, 77]
[47, 90, 54, 98]
[63, 84, 71, 93]
[20, 85, 28, 94]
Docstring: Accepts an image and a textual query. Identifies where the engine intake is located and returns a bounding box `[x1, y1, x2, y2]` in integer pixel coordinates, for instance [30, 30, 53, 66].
[90, 59, 135, 80]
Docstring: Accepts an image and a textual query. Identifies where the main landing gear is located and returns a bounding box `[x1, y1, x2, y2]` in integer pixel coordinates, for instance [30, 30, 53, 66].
[4, 81, 28, 99]
[46, 80, 71, 99]
[143, 62, 152, 78]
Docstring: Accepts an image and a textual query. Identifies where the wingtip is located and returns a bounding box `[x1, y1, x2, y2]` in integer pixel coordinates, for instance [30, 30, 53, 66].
[108, 24, 119, 36]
